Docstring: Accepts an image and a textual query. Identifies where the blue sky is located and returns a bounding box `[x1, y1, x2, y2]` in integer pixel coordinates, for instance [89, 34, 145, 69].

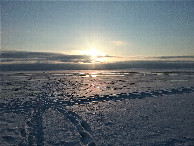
[1, 1, 194, 67]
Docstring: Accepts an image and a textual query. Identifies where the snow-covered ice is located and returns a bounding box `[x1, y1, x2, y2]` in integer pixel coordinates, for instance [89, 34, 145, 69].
[0, 70, 194, 145]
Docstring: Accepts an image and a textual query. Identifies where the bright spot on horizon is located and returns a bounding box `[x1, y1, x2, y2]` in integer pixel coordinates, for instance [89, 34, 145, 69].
[80, 49, 107, 63]
[80, 49, 106, 57]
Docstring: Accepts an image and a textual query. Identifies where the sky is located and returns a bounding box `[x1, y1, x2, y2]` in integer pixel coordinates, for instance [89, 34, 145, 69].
[1, 1, 194, 70]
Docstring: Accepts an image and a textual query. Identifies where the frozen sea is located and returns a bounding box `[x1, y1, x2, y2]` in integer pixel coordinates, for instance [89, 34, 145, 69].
[0, 69, 194, 146]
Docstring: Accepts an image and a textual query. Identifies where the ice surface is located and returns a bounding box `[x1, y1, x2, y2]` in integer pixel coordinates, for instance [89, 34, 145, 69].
[0, 70, 194, 145]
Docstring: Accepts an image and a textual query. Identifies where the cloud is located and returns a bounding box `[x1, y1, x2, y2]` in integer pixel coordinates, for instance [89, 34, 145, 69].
[1, 60, 194, 71]
[142, 55, 194, 62]
[111, 41, 127, 46]
[149, 56, 194, 59]
[0, 51, 93, 64]
[1, 51, 194, 71]
[0, 51, 119, 65]
[119, 55, 194, 62]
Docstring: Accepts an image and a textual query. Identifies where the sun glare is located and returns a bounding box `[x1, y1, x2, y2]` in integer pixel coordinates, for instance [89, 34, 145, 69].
[80, 48, 106, 63]
[80, 49, 105, 57]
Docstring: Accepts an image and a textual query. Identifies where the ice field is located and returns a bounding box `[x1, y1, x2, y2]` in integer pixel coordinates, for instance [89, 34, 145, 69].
[0, 70, 194, 145]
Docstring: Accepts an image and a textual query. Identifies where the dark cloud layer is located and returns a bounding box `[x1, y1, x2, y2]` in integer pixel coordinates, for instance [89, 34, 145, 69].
[149, 56, 194, 59]
[1, 61, 194, 71]
[0, 51, 92, 63]
[1, 51, 194, 71]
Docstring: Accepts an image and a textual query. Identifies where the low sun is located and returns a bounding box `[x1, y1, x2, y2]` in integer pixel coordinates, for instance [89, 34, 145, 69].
[80, 49, 106, 63]
[80, 48, 105, 57]
[87, 49, 105, 57]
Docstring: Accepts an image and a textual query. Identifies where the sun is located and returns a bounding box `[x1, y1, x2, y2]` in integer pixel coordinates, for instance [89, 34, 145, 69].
[80, 48, 105, 57]
[88, 49, 105, 57]
[80, 49, 106, 63]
